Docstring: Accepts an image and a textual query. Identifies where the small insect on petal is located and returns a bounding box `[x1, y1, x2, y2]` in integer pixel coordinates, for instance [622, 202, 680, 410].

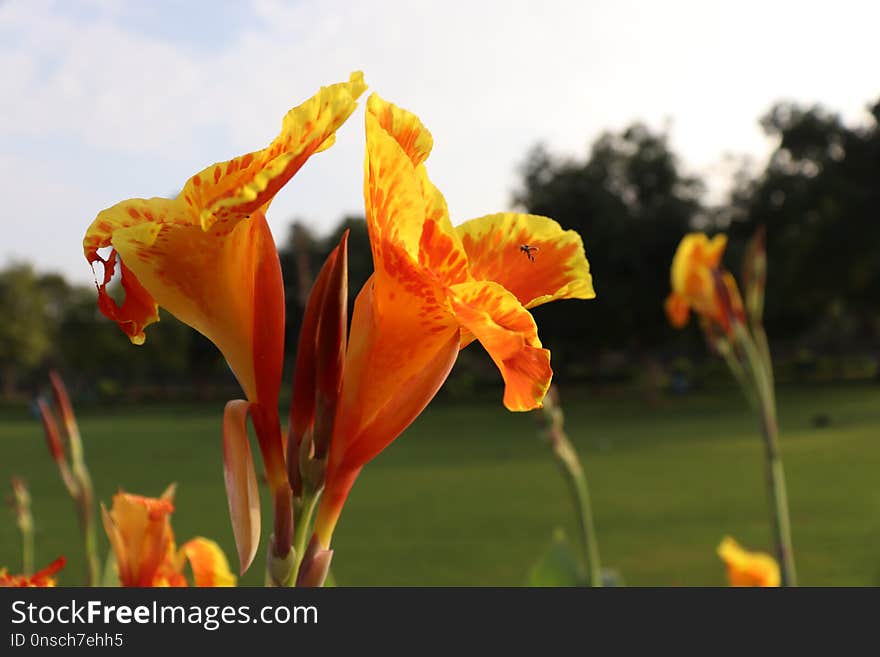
[519, 244, 539, 262]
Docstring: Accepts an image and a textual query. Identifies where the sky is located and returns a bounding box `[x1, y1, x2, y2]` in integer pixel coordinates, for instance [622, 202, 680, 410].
[1, 0, 878, 285]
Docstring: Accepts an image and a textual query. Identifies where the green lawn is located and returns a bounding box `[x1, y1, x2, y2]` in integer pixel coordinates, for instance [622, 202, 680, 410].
[1, 384, 879, 586]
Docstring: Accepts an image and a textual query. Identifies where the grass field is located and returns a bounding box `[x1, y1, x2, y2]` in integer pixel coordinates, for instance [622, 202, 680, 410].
[1, 383, 879, 586]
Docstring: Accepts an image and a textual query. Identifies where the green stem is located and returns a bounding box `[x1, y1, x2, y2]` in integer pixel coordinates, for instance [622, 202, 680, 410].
[716, 338, 759, 411]
[752, 324, 776, 405]
[553, 436, 603, 587]
[539, 393, 602, 587]
[287, 488, 321, 586]
[734, 323, 797, 586]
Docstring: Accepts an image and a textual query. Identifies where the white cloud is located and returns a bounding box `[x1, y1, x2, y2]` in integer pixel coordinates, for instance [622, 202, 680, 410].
[1, 0, 878, 284]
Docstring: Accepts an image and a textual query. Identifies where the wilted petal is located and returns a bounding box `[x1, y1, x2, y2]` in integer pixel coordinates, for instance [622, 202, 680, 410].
[222, 400, 260, 574]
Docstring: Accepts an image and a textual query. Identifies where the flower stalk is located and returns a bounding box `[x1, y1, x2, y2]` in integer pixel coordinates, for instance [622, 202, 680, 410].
[536, 386, 602, 587]
[282, 230, 349, 586]
[37, 372, 100, 586]
[733, 321, 796, 586]
[666, 230, 796, 586]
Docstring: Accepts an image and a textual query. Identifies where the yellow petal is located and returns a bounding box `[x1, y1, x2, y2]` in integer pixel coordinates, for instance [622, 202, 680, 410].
[670, 232, 727, 295]
[183, 72, 367, 231]
[717, 536, 780, 587]
[457, 213, 595, 309]
[180, 538, 237, 587]
[448, 281, 551, 411]
[364, 106, 426, 263]
[366, 92, 433, 168]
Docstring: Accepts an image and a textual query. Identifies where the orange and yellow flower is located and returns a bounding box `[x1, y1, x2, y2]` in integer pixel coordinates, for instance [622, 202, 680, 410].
[101, 487, 235, 587]
[83, 73, 367, 571]
[717, 536, 780, 587]
[665, 232, 744, 334]
[0, 557, 65, 587]
[313, 94, 595, 546]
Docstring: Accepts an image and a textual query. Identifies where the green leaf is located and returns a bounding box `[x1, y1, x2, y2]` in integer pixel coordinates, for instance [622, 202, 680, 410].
[526, 529, 587, 587]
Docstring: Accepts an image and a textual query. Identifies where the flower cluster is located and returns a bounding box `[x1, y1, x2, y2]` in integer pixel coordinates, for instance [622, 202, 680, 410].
[81, 74, 595, 584]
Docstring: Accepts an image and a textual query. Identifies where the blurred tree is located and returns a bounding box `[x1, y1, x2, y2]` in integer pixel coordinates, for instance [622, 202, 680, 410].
[727, 98, 880, 345]
[514, 123, 704, 369]
[0, 264, 52, 397]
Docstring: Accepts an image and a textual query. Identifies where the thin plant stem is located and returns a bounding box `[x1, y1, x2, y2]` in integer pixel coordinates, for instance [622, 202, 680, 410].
[716, 338, 759, 411]
[68, 434, 100, 587]
[539, 390, 602, 587]
[734, 323, 797, 586]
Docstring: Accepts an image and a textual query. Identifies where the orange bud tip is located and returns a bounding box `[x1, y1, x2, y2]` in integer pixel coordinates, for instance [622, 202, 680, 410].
[36, 398, 65, 462]
[48, 371, 76, 430]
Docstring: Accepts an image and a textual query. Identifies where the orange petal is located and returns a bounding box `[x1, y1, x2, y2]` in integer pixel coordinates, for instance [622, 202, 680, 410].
[330, 274, 458, 465]
[365, 94, 470, 285]
[90, 205, 281, 404]
[457, 213, 595, 310]
[0, 556, 66, 587]
[448, 281, 552, 411]
[182, 72, 367, 231]
[664, 292, 690, 328]
[179, 538, 237, 587]
[222, 400, 261, 575]
[317, 319, 458, 548]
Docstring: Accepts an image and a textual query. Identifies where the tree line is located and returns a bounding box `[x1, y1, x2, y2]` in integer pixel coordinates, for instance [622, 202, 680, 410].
[2, 96, 878, 400]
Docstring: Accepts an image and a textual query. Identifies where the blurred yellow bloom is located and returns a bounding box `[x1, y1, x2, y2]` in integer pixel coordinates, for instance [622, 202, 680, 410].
[717, 536, 780, 587]
[665, 233, 744, 334]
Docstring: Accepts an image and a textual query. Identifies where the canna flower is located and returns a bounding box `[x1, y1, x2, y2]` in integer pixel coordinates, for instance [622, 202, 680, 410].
[0, 557, 65, 587]
[665, 233, 744, 335]
[313, 94, 595, 546]
[83, 73, 367, 572]
[717, 536, 780, 587]
[101, 486, 235, 587]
